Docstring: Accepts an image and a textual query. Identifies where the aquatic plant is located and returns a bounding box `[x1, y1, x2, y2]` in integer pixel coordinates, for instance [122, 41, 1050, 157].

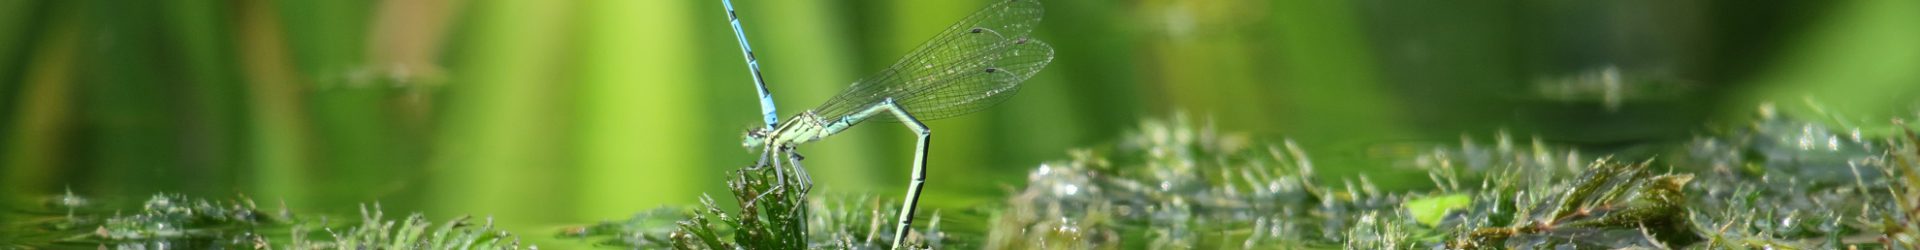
[7, 105, 1917, 249]
[0, 193, 282, 248]
[0, 193, 525, 249]
[563, 163, 947, 249]
[565, 107, 1917, 249]
[287, 203, 525, 250]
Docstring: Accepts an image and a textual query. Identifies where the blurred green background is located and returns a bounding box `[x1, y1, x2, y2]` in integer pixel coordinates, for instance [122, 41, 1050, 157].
[2, 0, 1916, 246]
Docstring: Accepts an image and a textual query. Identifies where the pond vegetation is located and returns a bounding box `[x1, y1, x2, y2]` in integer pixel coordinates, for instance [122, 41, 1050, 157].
[4, 105, 1917, 249]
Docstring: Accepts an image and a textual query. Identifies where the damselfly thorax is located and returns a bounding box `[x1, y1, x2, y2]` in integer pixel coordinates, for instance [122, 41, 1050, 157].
[744, 111, 838, 150]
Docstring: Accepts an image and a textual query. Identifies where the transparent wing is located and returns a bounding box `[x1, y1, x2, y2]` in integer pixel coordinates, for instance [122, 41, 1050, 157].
[811, 0, 1054, 122]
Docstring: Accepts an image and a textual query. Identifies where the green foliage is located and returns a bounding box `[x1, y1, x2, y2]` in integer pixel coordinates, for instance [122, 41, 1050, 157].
[985, 115, 1372, 248]
[1407, 194, 1471, 227]
[1447, 160, 1697, 248]
[0, 193, 525, 249]
[1671, 108, 1915, 249]
[564, 109, 1919, 249]
[1884, 124, 1920, 248]
[11, 193, 282, 249]
[979, 116, 1701, 248]
[562, 165, 946, 249]
[8, 107, 1919, 249]
[288, 203, 525, 250]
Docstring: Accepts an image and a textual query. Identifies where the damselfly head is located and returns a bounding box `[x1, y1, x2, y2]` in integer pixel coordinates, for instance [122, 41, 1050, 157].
[742, 127, 771, 150]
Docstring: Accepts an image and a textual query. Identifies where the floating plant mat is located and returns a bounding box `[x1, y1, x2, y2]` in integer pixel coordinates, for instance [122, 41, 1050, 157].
[8, 108, 1920, 249]
[571, 109, 1920, 249]
[0, 193, 527, 249]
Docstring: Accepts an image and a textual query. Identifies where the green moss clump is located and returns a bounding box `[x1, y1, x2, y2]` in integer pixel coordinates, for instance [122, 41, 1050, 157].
[563, 162, 946, 249]
[1670, 110, 1915, 249]
[1448, 160, 1697, 249]
[0, 193, 525, 249]
[10, 193, 283, 249]
[573, 107, 1918, 249]
[986, 115, 1362, 248]
[289, 203, 525, 249]
[19, 105, 1914, 249]
[985, 116, 1704, 249]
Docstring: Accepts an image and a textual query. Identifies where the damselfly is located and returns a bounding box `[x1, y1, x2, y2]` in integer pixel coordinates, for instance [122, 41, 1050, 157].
[722, 0, 1054, 248]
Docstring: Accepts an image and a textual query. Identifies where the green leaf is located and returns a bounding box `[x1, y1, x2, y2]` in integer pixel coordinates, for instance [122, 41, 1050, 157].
[1406, 194, 1471, 226]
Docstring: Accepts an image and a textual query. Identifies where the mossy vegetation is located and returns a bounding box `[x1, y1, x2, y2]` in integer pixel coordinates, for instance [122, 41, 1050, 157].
[562, 162, 946, 249]
[5, 106, 1917, 249]
[0, 193, 525, 249]
[566, 108, 1918, 249]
